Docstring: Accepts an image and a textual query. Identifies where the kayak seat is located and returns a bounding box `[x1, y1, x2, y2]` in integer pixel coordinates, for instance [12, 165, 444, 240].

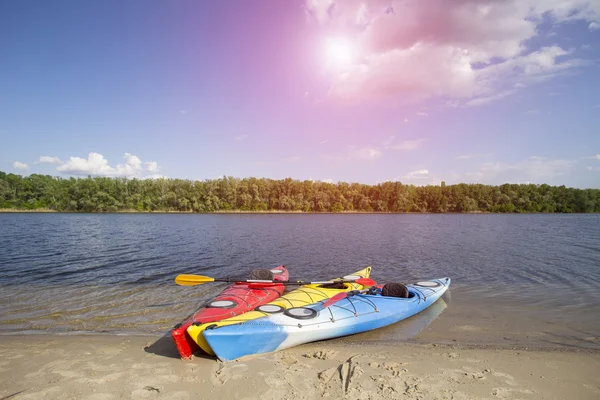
[250, 269, 274, 280]
[382, 283, 411, 298]
[319, 282, 347, 289]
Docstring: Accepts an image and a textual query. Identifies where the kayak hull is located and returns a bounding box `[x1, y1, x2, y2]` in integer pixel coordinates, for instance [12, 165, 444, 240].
[204, 277, 450, 361]
[171, 265, 289, 359]
[187, 266, 373, 356]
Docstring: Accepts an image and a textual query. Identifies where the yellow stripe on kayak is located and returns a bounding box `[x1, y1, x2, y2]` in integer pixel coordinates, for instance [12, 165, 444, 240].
[187, 266, 372, 355]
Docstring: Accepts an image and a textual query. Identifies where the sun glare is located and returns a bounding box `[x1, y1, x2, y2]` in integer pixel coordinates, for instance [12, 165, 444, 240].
[325, 37, 355, 68]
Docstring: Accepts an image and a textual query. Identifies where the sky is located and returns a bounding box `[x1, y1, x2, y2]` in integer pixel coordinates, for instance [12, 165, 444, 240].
[1, 0, 599, 188]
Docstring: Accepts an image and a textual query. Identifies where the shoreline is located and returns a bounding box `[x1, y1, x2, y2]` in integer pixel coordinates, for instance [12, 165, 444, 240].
[0, 208, 489, 214]
[2, 209, 596, 214]
[3, 332, 599, 355]
[1, 334, 599, 399]
[2, 332, 599, 355]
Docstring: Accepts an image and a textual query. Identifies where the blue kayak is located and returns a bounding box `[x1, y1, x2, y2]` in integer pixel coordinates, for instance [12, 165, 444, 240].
[203, 277, 450, 361]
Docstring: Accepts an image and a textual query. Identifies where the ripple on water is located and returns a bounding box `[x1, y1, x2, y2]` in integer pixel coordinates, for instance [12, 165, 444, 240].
[0, 213, 599, 350]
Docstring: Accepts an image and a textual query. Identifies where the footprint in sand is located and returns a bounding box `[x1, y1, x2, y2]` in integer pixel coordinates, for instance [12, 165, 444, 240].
[302, 349, 338, 360]
[368, 361, 408, 377]
[440, 366, 489, 384]
[379, 362, 408, 377]
[212, 363, 249, 385]
[490, 370, 518, 386]
[316, 356, 364, 397]
[318, 366, 338, 383]
[131, 387, 161, 399]
[402, 377, 426, 398]
[376, 382, 399, 398]
[277, 353, 299, 367]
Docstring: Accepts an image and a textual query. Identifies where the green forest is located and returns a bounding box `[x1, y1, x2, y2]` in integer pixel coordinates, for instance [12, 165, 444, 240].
[1, 171, 599, 213]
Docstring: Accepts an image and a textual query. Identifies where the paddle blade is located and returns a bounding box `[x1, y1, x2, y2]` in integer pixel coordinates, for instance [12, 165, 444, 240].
[322, 292, 348, 308]
[355, 277, 376, 287]
[175, 274, 215, 286]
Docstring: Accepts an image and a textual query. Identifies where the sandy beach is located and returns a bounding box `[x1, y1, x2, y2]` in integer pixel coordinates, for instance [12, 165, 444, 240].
[1, 335, 599, 400]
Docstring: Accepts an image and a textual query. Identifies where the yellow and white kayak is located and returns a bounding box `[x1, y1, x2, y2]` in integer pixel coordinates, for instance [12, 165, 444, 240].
[186, 266, 373, 355]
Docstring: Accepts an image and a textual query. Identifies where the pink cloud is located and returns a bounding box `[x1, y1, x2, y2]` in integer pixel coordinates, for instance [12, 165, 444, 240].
[307, 0, 598, 105]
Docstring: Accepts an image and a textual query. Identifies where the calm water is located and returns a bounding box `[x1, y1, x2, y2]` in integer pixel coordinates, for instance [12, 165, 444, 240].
[1, 213, 599, 350]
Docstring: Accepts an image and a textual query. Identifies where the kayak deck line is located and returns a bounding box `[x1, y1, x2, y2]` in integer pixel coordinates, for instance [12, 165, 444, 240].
[203, 285, 436, 329]
[203, 278, 450, 361]
[195, 284, 371, 324]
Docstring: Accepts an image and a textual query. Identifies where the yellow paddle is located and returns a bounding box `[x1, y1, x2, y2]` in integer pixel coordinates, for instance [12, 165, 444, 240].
[175, 274, 376, 287]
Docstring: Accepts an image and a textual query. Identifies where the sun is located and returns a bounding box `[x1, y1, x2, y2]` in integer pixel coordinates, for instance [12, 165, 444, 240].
[325, 37, 355, 68]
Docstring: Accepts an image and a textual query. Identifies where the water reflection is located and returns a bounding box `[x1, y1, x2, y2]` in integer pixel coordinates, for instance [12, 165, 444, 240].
[341, 296, 449, 343]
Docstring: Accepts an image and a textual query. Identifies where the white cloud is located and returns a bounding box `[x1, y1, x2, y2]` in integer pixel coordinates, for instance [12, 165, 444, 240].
[350, 147, 382, 160]
[123, 153, 142, 171]
[144, 161, 159, 173]
[321, 178, 334, 184]
[462, 156, 574, 184]
[465, 90, 518, 107]
[526, 109, 542, 115]
[307, 0, 597, 105]
[395, 168, 442, 186]
[324, 137, 423, 163]
[179, 110, 187, 114]
[590, 21, 600, 30]
[386, 138, 424, 151]
[235, 135, 248, 141]
[381, 135, 396, 146]
[403, 118, 409, 122]
[417, 111, 428, 117]
[57, 152, 158, 178]
[12, 161, 29, 170]
[320, 139, 329, 144]
[38, 156, 62, 164]
[403, 169, 430, 180]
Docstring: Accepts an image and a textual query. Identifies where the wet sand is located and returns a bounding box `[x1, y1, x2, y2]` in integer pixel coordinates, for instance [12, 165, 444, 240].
[1, 335, 599, 400]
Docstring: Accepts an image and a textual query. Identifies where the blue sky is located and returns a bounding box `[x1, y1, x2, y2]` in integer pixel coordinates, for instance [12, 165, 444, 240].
[1, 0, 599, 188]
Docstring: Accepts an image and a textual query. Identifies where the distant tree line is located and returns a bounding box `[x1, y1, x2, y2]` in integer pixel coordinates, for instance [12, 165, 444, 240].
[1, 171, 599, 213]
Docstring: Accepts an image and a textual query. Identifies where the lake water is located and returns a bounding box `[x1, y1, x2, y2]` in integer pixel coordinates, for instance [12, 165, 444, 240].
[1, 213, 599, 350]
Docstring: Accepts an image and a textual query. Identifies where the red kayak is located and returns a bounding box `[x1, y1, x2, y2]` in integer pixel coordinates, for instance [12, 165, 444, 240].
[171, 265, 289, 359]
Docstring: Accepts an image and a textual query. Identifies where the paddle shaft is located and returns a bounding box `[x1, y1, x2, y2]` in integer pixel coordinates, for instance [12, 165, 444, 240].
[175, 274, 376, 287]
[213, 279, 365, 285]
